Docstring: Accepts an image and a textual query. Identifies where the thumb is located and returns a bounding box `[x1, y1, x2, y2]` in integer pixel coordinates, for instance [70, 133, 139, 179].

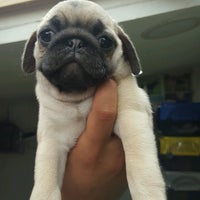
[82, 79, 118, 148]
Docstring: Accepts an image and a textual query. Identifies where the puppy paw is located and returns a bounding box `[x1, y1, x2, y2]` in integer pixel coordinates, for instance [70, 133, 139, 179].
[48, 188, 61, 200]
[30, 187, 61, 200]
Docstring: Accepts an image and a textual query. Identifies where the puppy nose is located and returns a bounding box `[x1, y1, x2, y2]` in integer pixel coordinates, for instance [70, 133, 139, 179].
[66, 39, 85, 50]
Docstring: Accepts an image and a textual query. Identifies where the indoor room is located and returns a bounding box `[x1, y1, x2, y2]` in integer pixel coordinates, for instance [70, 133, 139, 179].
[0, 0, 200, 200]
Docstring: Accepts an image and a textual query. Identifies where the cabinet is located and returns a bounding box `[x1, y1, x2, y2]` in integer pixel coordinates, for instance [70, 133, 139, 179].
[139, 72, 200, 199]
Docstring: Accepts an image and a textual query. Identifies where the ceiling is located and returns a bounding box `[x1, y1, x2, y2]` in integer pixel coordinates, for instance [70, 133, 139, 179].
[0, 2, 200, 101]
[123, 5, 200, 75]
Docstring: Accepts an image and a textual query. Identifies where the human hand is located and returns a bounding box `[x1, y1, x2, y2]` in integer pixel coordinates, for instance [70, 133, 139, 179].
[61, 79, 127, 200]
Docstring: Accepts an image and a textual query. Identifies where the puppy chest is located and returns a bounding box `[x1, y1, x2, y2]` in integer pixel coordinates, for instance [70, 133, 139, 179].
[49, 97, 92, 123]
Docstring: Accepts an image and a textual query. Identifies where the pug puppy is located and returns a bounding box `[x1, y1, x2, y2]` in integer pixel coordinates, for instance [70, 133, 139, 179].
[21, 0, 166, 199]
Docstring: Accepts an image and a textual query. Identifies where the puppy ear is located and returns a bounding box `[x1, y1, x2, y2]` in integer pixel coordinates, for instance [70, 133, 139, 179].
[21, 31, 37, 73]
[118, 27, 142, 75]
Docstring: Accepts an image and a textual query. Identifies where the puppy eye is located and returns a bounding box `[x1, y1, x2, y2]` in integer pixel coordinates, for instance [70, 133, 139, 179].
[39, 29, 55, 44]
[99, 36, 114, 50]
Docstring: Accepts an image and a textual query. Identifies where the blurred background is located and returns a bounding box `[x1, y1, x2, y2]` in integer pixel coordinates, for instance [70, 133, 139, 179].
[0, 0, 200, 199]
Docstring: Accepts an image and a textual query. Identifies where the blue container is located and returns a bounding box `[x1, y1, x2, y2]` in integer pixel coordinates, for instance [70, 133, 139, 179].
[157, 102, 200, 136]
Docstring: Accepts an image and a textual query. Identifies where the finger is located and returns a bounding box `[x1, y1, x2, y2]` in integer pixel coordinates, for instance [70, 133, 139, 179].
[83, 79, 118, 148]
[102, 136, 125, 175]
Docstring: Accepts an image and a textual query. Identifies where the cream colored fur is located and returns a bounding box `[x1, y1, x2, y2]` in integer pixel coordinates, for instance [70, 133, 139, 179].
[22, 1, 166, 199]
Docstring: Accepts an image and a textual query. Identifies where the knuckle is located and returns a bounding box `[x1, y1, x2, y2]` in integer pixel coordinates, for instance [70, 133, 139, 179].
[80, 152, 98, 169]
[108, 138, 125, 175]
[108, 153, 125, 176]
[97, 108, 117, 120]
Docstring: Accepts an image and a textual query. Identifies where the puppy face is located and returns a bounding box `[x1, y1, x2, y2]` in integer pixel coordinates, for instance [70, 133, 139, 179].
[22, 0, 141, 93]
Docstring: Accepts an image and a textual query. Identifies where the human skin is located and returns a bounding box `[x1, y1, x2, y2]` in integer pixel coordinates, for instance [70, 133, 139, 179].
[61, 80, 127, 200]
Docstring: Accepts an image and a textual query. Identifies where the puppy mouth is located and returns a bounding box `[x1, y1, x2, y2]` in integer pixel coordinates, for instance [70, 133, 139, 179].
[62, 57, 106, 80]
[39, 57, 108, 93]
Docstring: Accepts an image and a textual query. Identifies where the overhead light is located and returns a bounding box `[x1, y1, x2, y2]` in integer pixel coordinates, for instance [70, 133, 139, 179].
[141, 17, 200, 40]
